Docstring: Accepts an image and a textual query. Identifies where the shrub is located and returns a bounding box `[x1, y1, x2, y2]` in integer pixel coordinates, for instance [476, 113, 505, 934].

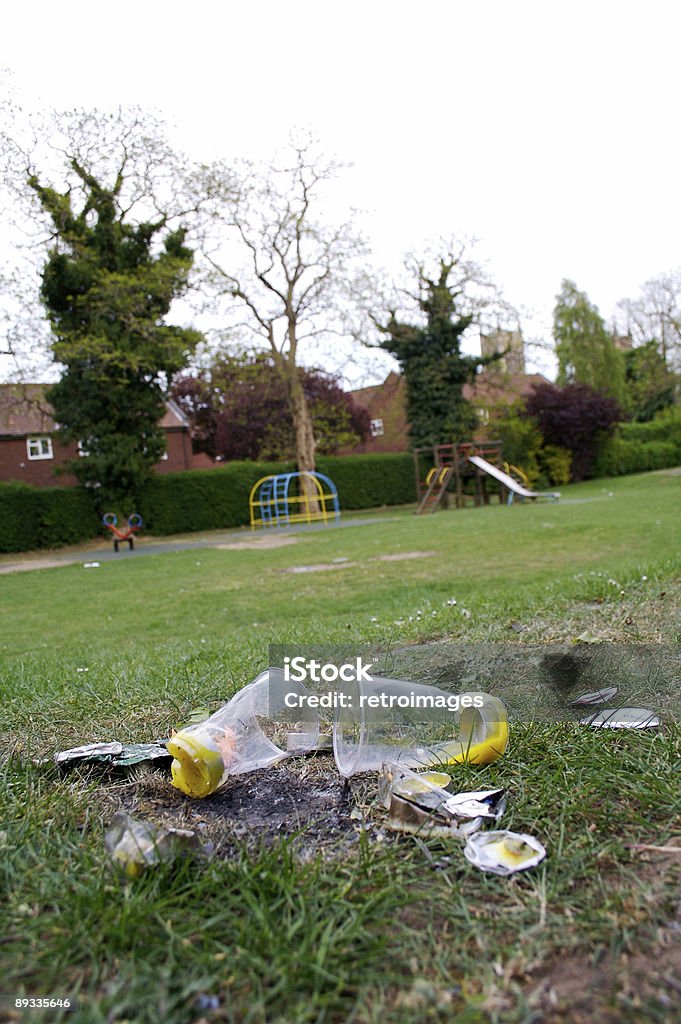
[0, 482, 100, 553]
[619, 406, 681, 453]
[486, 403, 542, 483]
[593, 438, 679, 477]
[138, 454, 417, 535]
[537, 445, 572, 486]
[526, 382, 621, 480]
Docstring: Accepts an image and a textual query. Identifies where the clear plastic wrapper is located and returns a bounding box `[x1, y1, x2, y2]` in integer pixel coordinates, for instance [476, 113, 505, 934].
[167, 669, 320, 797]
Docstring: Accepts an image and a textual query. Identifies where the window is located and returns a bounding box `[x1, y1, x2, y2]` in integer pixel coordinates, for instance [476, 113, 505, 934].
[77, 440, 90, 458]
[476, 407, 490, 425]
[370, 418, 384, 437]
[26, 437, 53, 460]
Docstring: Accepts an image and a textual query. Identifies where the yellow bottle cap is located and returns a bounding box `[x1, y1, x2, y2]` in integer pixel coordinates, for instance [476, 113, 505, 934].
[166, 730, 225, 798]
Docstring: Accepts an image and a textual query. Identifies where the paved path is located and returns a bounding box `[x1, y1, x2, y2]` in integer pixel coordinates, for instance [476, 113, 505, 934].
[0, 516, 398, 574]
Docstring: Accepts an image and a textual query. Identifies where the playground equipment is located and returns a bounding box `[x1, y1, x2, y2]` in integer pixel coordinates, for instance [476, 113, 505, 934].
[414, 441, 506, 513]
[103, 513, 143, 551]
[249, 471, 340, 530]
[416, 466, 453, 514]
[468, 456, 561, 504]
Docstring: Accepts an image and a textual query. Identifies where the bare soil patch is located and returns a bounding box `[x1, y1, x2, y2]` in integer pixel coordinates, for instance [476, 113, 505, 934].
[216, 536, 298, 551]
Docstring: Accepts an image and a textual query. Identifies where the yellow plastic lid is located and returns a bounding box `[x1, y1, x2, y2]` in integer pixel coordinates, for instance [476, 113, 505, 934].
[166, 730, 225, 798]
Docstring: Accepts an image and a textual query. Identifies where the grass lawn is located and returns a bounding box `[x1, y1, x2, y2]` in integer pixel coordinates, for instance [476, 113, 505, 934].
[0, 469, 680, 1023]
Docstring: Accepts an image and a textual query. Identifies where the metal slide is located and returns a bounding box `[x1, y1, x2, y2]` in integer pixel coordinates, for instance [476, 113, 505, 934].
[468, 455, 561, 504]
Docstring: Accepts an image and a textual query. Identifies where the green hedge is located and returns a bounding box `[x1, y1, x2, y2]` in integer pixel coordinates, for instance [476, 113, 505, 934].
[316, 454, 416, 510]
[0, 454, 419, 550]
[619, 406, 681, 448]
[137, 460, 293, 535]
[138, 453, 417, 535]
[0, 482, 100, 553]
[592, 437, 680, 477]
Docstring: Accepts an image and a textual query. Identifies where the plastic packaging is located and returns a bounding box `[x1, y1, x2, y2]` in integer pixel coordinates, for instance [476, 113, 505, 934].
[333, 674, 508, 777]
[464, 830, 546, 875]
[167, 669, 320, 797]
[377, 763, 506, 838]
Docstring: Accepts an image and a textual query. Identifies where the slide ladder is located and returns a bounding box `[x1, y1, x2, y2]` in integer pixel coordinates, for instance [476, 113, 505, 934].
[416, 466, 453, 514]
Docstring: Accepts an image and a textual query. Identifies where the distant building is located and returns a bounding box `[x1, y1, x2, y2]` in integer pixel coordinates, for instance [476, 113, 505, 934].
[344, 369, 549, 454]
[480, 329, 526, 375]
[0, 383, 198, 486]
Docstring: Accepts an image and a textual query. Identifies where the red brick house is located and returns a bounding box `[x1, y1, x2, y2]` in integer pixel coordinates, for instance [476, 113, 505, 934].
[345, 370, 550, 454]
[0, 383, 198, 486]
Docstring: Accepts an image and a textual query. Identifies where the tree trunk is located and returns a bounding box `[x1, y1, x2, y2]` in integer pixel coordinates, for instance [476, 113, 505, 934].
[284, 362, 319, 513]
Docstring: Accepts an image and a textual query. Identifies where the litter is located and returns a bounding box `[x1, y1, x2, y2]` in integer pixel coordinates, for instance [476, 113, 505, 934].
[377, 763, 452, 810]
[55, 741, 171, 769]
[83, 562, 100, 569]
[569, 687, 619, 706]
[442, 789, 506, 821]
[166, 669, 320, 798]
[579, 707, 660, 729]
[464, 830, 546, 875]
[333, 677, 508, 777]
[378, 763, 506, 839]
[55, 742, 123, 764]
[104, 812, 212, 878]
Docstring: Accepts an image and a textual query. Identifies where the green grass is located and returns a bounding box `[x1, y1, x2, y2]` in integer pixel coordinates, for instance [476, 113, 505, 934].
[1, 469, 680, 1023]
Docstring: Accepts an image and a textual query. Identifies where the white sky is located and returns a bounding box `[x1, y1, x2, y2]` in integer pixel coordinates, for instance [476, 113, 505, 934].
[3, 0, 681, 384]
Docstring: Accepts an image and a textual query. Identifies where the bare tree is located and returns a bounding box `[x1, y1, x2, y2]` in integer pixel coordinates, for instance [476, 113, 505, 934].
[615, 271, 681, 369]
[198, 136, 368, 493]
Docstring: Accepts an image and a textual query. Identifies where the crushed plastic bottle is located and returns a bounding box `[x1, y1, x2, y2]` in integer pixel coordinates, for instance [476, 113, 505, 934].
[166, 669, 320, 798]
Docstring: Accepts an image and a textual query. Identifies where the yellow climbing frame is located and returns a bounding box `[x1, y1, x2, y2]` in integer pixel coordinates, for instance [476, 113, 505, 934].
[249, 471, 341, 529]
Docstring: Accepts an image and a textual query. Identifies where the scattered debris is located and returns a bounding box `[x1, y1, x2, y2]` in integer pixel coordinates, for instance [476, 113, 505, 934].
[386, 792, 482, 838]
[464, 830, 546, 875]
[579, 707, 661, 729]
[55, 741, 172, 769]
[443, 789, 506, 821]
[377, 764, 506, 839]
[105, 812, 212, 877]
[167, 669, 320, 798]
[568, 686, 619, 706]
[55, 742, 123, 764]
[378, 763, 451, 808]
[574, 631, 605, 644]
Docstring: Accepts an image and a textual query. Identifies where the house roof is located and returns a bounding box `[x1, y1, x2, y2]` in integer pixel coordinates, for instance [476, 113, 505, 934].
[0, 383, 190, 438]
[350, 370, 550, 413]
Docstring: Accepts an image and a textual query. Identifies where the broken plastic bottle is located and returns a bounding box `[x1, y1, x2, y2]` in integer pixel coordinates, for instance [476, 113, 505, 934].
[333, 674, 508, 778]
[167, 669, 320, 798]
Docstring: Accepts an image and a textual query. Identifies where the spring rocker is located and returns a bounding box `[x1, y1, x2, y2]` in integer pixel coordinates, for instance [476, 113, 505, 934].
[102, 513, 144, 552]
[249, 472, 340, 529]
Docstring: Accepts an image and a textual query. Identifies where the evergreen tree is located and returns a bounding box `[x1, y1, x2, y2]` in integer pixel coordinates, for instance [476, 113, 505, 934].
[378, 258, 482, 447]
[31, 159, 201, 508]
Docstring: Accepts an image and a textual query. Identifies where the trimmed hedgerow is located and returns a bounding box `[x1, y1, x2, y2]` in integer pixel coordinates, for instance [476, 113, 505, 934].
[137, 460, 293, 535]
[0, 482, 100, 553]
[315, 454, 416, 510]
[138, 454, 417, 535]
[592, 437, 679, 477]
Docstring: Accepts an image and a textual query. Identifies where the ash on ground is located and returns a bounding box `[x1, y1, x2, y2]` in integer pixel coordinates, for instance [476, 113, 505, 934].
[109, 756, 372, 859]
